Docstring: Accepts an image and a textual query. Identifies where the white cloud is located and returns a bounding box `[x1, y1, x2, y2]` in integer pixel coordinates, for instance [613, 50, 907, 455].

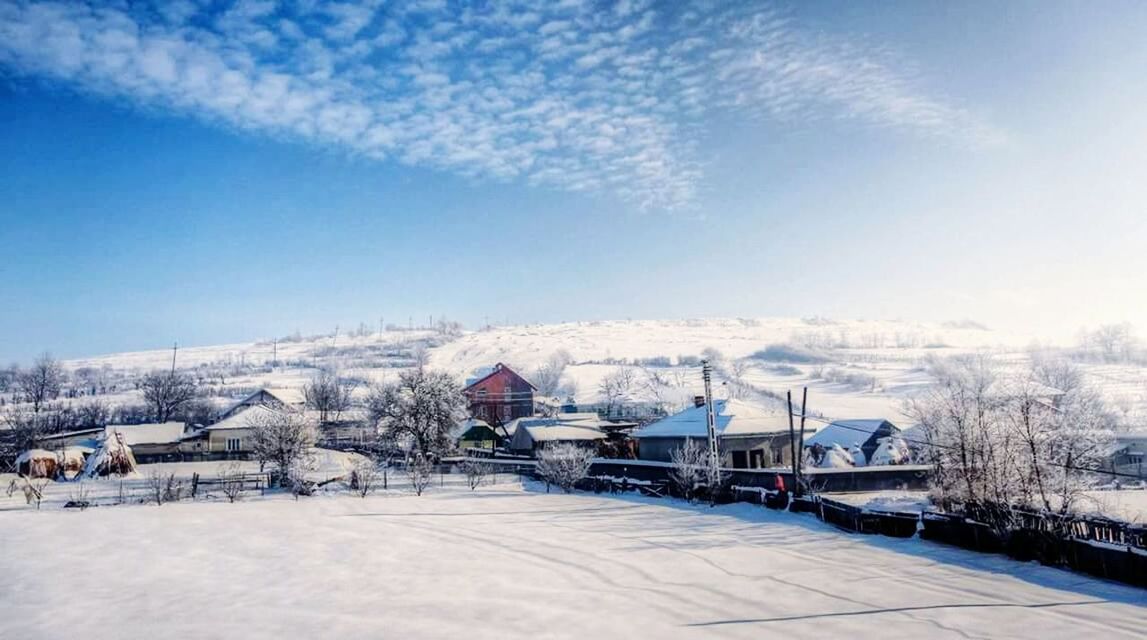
[0, 0, 1001, 210]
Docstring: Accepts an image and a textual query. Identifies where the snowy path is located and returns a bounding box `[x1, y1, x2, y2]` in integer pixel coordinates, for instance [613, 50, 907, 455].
[1, 486, 1144, 639]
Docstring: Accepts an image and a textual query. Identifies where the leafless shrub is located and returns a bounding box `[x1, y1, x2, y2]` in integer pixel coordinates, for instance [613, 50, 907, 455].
[407, 454, 435, 496]
[349, 457, 381, 498]
[67, 481, 91, 510]
[145, 471, 187, 506]
[218, 461, 245, 503]
[536, 443, 594, 493]
[462, 459, 491, 490]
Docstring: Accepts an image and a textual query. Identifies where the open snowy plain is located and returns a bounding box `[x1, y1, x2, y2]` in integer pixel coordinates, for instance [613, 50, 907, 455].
[2, 482, 1145, 639]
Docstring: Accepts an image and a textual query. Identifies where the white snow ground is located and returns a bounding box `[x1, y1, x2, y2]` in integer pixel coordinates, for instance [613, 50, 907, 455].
[2, 484, 1144, 639]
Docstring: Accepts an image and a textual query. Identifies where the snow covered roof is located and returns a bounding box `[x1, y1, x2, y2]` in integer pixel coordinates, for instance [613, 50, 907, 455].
[634, 399, 795, 438]
[104, 422, 186, 445]
[522, 424, 607, 442]
[205, 404, 283, 431]
[254, 387, 306, 405]
[804, 419, 897, 450]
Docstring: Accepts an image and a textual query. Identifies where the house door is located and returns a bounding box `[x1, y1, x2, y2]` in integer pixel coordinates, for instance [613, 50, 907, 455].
[731, 451, 748, 469]
[749, 450, 765, 469]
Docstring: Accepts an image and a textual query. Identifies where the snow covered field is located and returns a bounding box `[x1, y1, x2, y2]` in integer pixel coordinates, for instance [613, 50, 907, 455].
[2, 485, 1144, 639]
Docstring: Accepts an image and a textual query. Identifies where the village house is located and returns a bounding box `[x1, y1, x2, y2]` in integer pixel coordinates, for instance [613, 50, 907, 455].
[462, 363, 536, 426]
[1107, 431, 1147, 480]
[634, 398, 810, 469]
[456, 417, 501, 451]
[220, 387, 306, 419]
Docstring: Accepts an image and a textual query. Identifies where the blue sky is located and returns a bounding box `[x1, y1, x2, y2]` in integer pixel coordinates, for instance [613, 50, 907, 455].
[1, 0, 1146, 362]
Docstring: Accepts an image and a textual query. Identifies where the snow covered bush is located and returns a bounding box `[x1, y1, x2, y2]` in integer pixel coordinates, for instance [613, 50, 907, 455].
[668, 439, 707, 502]
[536, 443, 594, 493]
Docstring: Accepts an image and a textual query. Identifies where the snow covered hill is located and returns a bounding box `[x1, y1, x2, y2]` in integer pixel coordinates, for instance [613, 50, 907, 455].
[50, 317, 1147, 426]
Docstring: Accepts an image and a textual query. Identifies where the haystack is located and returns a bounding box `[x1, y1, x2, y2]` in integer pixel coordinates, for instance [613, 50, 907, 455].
[15, 449, 59, 479]
[83, 430, 139, 477]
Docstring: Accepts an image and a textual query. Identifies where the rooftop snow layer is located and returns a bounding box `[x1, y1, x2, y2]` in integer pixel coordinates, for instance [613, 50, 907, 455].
[634, 399, 797, 438]
[105, 422, 186, 445]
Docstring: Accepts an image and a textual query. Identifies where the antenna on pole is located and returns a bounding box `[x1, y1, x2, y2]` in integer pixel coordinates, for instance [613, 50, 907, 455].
[701, 360, 720, 503]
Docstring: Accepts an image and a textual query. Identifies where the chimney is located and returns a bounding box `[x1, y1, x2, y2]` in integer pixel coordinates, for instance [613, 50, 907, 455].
[693, 395, 706, 408]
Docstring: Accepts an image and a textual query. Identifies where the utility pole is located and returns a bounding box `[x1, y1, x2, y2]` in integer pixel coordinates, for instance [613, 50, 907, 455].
[170, 342, 178, 376]
[795, 386, 808, 497]
[272, 339, 278, 367]
[787, 390, 798, 490]
[701, 360, 720, 501]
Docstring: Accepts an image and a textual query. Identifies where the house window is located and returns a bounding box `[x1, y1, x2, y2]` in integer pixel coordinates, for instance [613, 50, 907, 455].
[1130, 455, 1143, 465]
[226, 438, 241, 452]
[773, 448, 784, 465]
[477, 389, 487, 397]
[503, 405, 511, 419]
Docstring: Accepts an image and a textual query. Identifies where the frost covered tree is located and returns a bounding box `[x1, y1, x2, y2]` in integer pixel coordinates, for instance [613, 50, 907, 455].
[536, 443, 594, 493]
[367, 369, 465, 457]
[303, 369, 356, 424]
[17, 353, 64, 412]
[908, 354, 1114, 517]
[407, 453, 435, 496]
[668, 439, 707, 502]
[598, 367, 635, 418]
[247, 409, 316, 487]
[533, 350, 572, 397]
[462, 458, 491, 490]
[140, 371, 197, 423]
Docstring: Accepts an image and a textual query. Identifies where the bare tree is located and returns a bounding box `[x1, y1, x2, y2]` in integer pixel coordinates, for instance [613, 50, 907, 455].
[368, 369, 465, 457]
[407, 453, 435, 496]
[598, 367, 636, 418]
[536, 443, 594, 493]
[1085, 323, 1138, 362]
[218, 461, 246, 503]
[303, 369, 357, 424]
[349, 457, 381, 498]
[669, 439, 707, 502]
[140, 371, 197, 423]
[908, 354, 1114, 522]
[145, 470, 186, 506]
[533, 350, 573, 396]
[462, 458, 491, 490]
[17, 353, 65, 412]
[247, 409, 316, 487]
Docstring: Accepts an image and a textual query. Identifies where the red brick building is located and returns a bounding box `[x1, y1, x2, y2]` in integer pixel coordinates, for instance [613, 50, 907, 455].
[462, 363, 536, 426]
